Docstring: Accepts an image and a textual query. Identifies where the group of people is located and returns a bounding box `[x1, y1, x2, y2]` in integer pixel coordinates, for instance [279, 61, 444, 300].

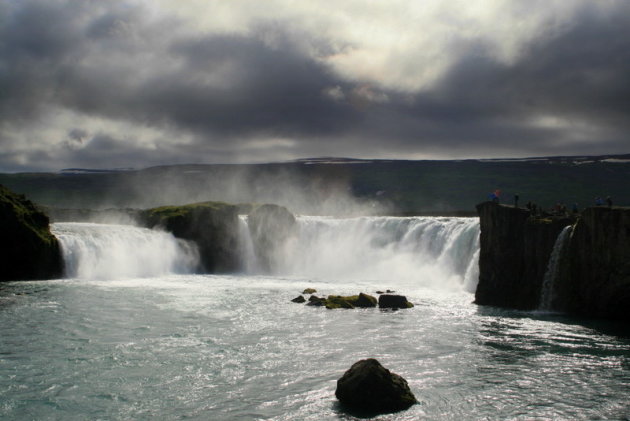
[595, 196, 613, 207]
[488, 190, 615, 216]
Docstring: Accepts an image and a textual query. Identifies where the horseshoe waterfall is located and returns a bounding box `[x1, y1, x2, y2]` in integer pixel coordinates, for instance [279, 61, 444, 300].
[1, 215, 628, 420]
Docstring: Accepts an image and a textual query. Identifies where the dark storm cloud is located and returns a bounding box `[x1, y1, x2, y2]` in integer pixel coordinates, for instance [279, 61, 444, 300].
[1, 0, 630, 171]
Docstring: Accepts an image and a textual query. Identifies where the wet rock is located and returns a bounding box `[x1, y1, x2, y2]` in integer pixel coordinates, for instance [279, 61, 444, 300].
[291, 295, 306, 303]
[307, 295, 326, 306]
[0, 185, 63, 281]
[140, 201, 240, 273]
[325, 295, 355, 309]
[335, 358, 417, 414]
[302, 288, 317, 294]
[378, 294, 414, 309]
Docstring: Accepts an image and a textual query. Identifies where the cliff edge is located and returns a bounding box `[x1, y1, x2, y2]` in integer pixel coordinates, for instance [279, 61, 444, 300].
[558, 207, 630, 320]
[0, 185, 63, 281]
[475, 201, 574, 310]
[475, 201, 630, 321]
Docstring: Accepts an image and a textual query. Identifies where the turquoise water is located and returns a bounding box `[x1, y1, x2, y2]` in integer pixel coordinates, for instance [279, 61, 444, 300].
[1, 275, 629, 420]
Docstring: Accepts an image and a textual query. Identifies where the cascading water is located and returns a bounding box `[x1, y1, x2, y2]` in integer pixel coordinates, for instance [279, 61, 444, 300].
[539, 225, 573, 310]
[51, 222, 200, 280]
[242, 215, 480, 292]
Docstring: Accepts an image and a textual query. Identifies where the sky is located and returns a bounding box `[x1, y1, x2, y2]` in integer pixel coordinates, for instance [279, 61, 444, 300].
[1, 0, 630, 172]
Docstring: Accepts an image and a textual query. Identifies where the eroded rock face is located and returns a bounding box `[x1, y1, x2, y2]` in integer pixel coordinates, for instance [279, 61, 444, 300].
[335, 358, 417, 415]
[557, 207, 630, 320]
[475, 201, 574, 309]
[0, 185, 63, 281]
[247, 204, 297, 273]
[141, 202, 240, 273]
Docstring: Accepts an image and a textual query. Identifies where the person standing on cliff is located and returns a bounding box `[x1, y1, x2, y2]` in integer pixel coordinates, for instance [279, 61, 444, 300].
[514, 194, 519, 208]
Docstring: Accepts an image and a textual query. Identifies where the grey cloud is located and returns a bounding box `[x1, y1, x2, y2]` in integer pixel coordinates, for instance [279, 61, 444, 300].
[1, 0, 630, 172]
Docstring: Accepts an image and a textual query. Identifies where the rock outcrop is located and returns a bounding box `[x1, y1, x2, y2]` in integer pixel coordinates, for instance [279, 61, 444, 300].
[140, 202, 240, 273]
[0, 185, 63, 281]
[335, 358, 417, 415]
[378, 294, 414, 309]
[556, 207, 630, 320]
[247, 204, 297, 272]
[476, 201, 630, 320]
[475, 201, 574, 310]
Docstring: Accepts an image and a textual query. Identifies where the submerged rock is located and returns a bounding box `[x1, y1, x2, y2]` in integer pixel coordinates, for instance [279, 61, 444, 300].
[335, 358, 417, 414]
[378, 294, 414, 309]
[0, 185, 63, 281]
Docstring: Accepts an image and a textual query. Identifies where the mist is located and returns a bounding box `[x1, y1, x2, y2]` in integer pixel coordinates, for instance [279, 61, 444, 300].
[43, 164, 389, 216]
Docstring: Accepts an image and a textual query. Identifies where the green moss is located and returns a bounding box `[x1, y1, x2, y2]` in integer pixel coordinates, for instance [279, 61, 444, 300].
[323, 293, 378, 309]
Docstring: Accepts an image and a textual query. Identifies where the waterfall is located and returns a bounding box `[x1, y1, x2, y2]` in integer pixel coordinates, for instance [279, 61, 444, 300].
[241, 216, 480, 291]
[539, 225, 573, 310]
[51, 222, 200, 280]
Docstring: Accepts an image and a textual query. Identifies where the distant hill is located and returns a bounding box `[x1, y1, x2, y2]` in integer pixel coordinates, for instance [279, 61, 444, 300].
[1, 154, 628, 215]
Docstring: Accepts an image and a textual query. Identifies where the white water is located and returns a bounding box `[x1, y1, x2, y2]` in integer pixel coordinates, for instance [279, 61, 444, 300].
[52, 222, 200, 280]
[539, 225, 573, 310]
[5, 218, 629, 420]
[53, 216, 479, 292]
[243, 216, 480, 292]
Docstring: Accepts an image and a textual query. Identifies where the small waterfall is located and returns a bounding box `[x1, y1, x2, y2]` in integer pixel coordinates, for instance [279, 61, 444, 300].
[241, 216, 480, 291]
[52, 223, 199, 280]
[539, 225, 573, 310]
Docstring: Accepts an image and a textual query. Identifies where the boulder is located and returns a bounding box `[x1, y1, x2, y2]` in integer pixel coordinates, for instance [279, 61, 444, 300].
[140, 202, 240, 273]
[335, 358, 417, 414]
[302, 288, 317, 294]
[247, 204, 297, 273]
[307, 295, 326, 306]
[0, 185, 63, 281]
[324, 293, 378, 309]
[291, 295, 306, 303]
[378, 294, 414, 309]
[325, 295, 355, 309]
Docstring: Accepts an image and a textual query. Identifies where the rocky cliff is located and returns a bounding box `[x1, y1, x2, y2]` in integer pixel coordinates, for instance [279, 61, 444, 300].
[0, 185, 63, 281]
[475, 202, 574, 310]
[557, 207, 630, 320]
[476, 201, 630, 321]
[140, 202, 241, 273]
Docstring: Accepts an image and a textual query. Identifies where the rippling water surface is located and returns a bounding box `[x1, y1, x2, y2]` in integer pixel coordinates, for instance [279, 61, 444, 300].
[1, 275, 628, 420]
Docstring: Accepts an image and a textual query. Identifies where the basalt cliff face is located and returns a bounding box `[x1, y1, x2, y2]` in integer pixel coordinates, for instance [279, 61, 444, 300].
[0, 185, 63, 281]
[475, 202, 574, 310]
[475, 202, 630, 321]
[557, 207, 630, 320]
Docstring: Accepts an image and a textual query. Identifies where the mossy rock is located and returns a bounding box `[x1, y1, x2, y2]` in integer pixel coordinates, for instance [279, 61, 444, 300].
[0, 185, 63, 281]
[307, 295, 326, 306]
[325, 295, 355, 309]
[291, 295, 306, 303]
[302, 288, 317, 294]
[324, 293, 378, 309]
[140, 201, 240, 273]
